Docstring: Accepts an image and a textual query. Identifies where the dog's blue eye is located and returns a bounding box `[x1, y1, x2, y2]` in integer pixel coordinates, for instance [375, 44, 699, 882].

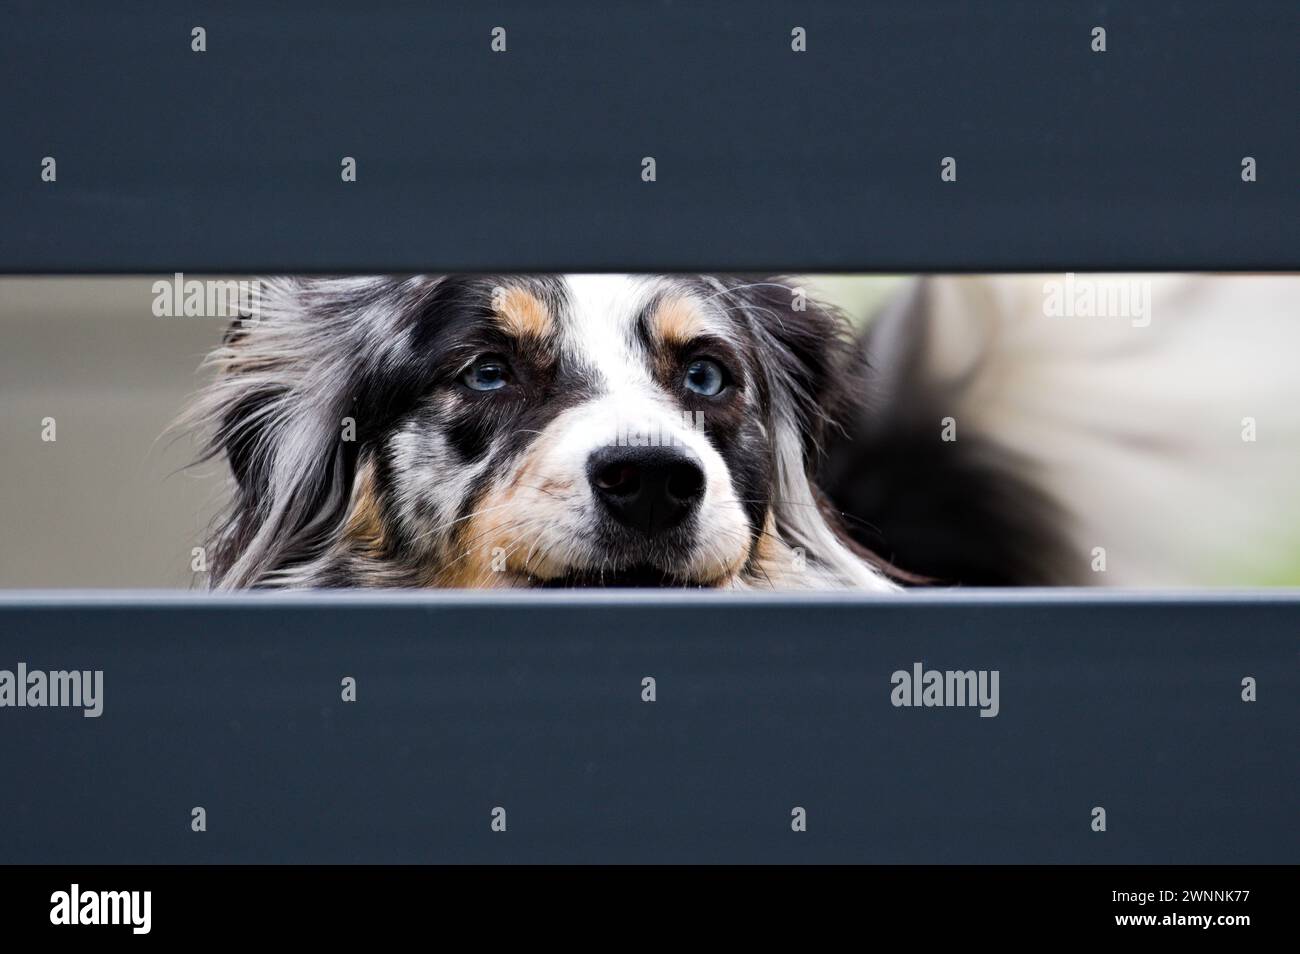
[462, 357, 511, 391]
[684, 359, 726, 396]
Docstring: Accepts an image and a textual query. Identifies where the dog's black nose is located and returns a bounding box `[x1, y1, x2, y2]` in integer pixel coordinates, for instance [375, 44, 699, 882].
[587, 446, 706, 537]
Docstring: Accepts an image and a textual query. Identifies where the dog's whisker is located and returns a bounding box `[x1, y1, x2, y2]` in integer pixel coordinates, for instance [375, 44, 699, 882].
[403, 501, 519, 546]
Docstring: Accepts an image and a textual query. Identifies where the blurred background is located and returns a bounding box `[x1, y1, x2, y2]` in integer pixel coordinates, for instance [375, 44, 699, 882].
[2, 274, 1298, 588]
[1, 277, 224, 587]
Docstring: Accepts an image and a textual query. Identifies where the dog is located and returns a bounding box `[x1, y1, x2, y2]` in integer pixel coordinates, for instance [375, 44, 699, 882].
[188, 273, 1300, 590]
[186, 275, 900, 590]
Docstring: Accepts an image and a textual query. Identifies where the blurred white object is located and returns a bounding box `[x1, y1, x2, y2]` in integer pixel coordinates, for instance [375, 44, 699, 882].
[893, 274, 1300, 585]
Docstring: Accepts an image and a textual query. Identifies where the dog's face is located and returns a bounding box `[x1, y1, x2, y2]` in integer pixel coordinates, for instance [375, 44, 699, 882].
[192, 274, 894, 591]
[385, 275, 764, 587]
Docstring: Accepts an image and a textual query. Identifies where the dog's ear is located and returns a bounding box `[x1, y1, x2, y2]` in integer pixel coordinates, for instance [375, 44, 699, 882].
[709, 277, 894, 590]
[211, 319, 290, 496]
[185, 276, 442, 588]
[717, 276, 862, 462]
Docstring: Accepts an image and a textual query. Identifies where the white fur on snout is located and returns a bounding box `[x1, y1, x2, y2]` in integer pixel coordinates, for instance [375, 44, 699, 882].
[500, 393, 751, 582]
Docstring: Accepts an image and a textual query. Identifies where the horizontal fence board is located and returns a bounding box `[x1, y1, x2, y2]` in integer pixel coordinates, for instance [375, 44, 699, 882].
[1, 0, 1297, 271]
[0, 590, 1295, 863]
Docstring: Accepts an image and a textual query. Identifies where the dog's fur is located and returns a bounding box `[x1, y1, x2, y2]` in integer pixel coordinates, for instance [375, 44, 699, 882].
[186, 275, 898, 590]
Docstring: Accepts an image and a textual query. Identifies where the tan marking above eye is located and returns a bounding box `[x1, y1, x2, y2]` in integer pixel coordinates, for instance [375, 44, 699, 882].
[494, 287, 554, 339]
[652, 296, 710, 346]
